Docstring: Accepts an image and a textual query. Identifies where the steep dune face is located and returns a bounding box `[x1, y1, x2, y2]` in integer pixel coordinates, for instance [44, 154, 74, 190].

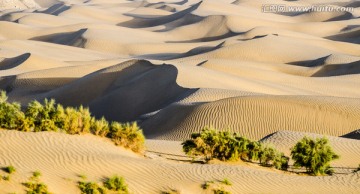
[1, 0, 360, 193]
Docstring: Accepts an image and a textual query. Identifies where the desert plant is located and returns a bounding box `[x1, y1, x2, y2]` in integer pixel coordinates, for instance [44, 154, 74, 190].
[79, 181, 106, 194]
[109, 122, 145, 153]
[182, 127, 234, 162]
[213, 187, 231, 194]
[182, 127, 289, 169]
[4, 165, 16, 174]
[0, 91, 26, 130]
[62, 106, 92, 135]
[24, 171, 51, 194]
[3, 175, 10, 181]
[91, 117, 109, 137]
[79, 174, 87, 180]
[246, 141, 262, 162]
[291, 137, 339, 175]
[258, 146, 289, 170]
[25, 99, 64, 132]
[103, 175, 128, 193]
[221, 178, 232, 186]
[33, 171, 41, 178]
[201, 181, 214, 190]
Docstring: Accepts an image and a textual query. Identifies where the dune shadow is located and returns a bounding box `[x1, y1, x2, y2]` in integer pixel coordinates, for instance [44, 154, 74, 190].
[30, 29, 87, 47]
[118, 1, 202, 28]
[340, 129, 360, 140]
[35, 3, 71, 16]
[137, 41, 225, 60]
[0, 53, 31, 70]
[287, 55, 330, 67]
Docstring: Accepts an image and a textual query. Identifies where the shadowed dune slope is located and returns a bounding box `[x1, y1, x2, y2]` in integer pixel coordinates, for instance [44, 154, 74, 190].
[29, 60, 196, 121]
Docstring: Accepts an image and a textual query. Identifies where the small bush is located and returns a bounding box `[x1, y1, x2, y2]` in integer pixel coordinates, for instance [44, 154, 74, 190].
[259, 146, 289, 170]
[24, 171, 51, 194]
[182, 127, 239, 162]
[291, 137, 339, 175]
[91, 117, 109, 137]
[79, 174, 87, 180]
[109, 122, 145, 153]
[202, 181, 211, 189]
[33, 171, 41, 178]
[103, 175, 128, 193]
[25, 99, 63, 132]
[0, 91, 26, 130]
[213, 187, 231, 194]
[63, 106, 91, 135]
[4, 165, 16, 174]
[221, 178, 232, 186]
[3, 175, 10, 181]
[79, 181, 106, 194]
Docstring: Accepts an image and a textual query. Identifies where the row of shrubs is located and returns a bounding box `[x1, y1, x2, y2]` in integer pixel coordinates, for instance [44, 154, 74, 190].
[182, 127, 340, 175]
[0, 91, 145, 153]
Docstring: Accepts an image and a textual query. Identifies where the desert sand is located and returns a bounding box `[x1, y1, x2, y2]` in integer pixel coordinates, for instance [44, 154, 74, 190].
[0, 0, 360, 193]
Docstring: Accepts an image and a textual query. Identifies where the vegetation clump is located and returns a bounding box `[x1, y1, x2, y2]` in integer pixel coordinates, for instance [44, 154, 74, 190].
[24, 171, 51, 194]
[79, 181, 106, 194]
[109, 122, 145, 153]
[103, 175, 128, 193]
[201, 179, 232, 194]
[291, 136, 339, 175]
[78, 175, 129, 194]
[0, 91, 26, 130]
[4, 165, 16, 174]
[0, 91, 145, 153]
[182, 127, 288, 170]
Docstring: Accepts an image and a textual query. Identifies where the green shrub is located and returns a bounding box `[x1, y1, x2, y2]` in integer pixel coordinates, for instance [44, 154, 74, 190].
[291, 137, 339, 175]
[182, 127, 238, 162]
[182, 127, 288, 169]
[79, 181, 106, 194]
[103, 175, 128, 193]
[109, 122, 145, 153]
[33, 171, 41, 178]
[25, 99, 64, 132]
[4, 165, 16, 174]
[213, 187, 231, 194]
[221, 178, 231, 186]
[258, 146, 289, 170]
[0, 92, 145, 154]
[24, 171, 51, 194]
[0, 91, 26, 130]
[91, 117, 109, 137]
[63, 106, 92, 135]
[3, 175, 10, 181]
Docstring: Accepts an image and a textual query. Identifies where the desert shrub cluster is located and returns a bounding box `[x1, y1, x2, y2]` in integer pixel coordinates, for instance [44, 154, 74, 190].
[183, 127, 340, 175]
[291, 136, 339, 175]
[24, 171, 51, 194]
[79, 175, 128, 194]
[0, 91, 145, 153]
[202, 178, 232, 194]
[182, 127, 289, 170]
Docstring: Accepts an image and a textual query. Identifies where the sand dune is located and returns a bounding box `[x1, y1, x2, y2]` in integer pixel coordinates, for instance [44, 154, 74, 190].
[0, 0, 360, 193]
